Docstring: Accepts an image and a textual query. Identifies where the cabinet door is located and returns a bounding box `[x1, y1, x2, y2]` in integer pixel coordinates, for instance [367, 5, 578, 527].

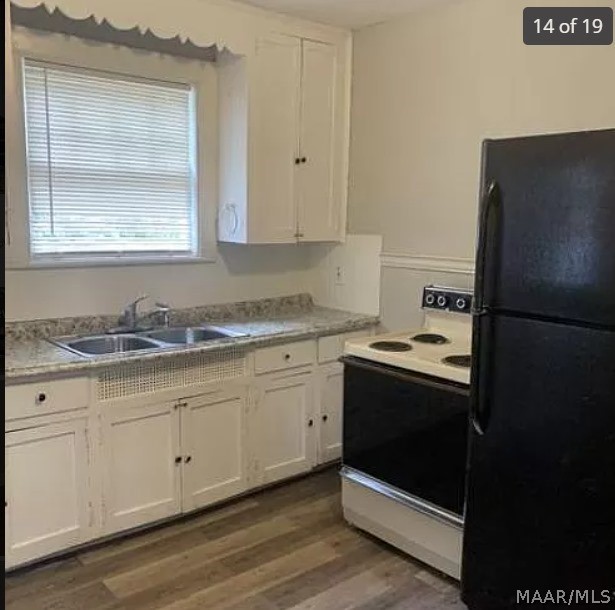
[318, 363, 344, 463]
[101, 401, 181, 535]
[181, 386, 249, 511]
[297, 40, 339, 242]
[249, 34, 301, 243]
[255, 370, 316, 484]
[5, 419, 92, 568]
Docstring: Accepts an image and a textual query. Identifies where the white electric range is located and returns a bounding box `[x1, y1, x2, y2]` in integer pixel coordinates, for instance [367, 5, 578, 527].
[340, 285, 473, 580]
[343, 311, 472, 384]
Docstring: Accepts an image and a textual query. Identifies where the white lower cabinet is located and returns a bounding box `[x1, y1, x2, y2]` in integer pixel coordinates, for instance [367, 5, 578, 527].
[254, 369, 316, 485]
[5, 418, 93, 569]
[100, 384, 250, 535]
[4, 330, 373, 569]
[317, 363, 344, 463]
[101, 400, 182, 534]
[181, 387, 249, 511]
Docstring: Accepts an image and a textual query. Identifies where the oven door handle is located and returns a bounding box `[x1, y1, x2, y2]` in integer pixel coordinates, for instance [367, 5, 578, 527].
[340, 466, 464, 528]
[339, 356, 469, 397]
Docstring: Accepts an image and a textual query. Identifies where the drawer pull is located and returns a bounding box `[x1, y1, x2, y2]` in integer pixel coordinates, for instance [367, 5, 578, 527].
[254, 340, 315, 374]
[36, 393, 47, 404]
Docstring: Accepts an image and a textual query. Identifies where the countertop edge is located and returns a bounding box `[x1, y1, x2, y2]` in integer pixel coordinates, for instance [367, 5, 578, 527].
[5, 315, 380, 383]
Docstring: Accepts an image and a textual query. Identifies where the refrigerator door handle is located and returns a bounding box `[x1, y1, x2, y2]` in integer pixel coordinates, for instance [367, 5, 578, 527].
[470, 313, 494, 436]
[473, 179, 501, 314]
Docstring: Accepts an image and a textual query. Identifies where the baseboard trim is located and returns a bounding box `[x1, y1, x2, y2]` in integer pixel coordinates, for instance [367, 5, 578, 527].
[381, 253, 474, 275]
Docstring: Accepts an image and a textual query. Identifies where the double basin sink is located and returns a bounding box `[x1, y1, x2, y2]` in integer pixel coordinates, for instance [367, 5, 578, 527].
[51, 325, 248, 357]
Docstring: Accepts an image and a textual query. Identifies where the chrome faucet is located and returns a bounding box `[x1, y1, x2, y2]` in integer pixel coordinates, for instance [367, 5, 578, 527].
[143, 302, 172, 328]
[118, 295, 149, 330]
[118, 296, 172, 331]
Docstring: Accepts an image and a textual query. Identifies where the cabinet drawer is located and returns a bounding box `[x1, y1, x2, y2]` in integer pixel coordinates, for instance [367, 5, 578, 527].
[318, 330, 373, 364]
[5, 377, 90, 421]
[254, 341, 316, 374]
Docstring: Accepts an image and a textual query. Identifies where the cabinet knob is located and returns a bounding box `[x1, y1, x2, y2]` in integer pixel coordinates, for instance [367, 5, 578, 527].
[295, 158, 301, 165]
[175, 456, 182, 464]
[301, 157, 307, 163]
[284, 354, 291, 361]
[36, 393, 47, 404]
[185, 456, 192, 464]
[322, 415, 328, 422]
[308, 419, 314, 427]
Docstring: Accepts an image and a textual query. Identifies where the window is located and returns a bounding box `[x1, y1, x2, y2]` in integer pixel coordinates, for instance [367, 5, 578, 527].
[22, 60, 198, 260]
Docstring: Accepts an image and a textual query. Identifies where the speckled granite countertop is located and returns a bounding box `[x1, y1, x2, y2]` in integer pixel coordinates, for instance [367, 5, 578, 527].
[5, 305, 379, 381]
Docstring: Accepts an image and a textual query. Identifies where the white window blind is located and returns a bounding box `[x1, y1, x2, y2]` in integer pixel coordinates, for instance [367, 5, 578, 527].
[22, 60, 197, 258]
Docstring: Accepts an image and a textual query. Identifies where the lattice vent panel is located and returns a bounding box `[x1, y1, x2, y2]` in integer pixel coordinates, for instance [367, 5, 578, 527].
[97, 349, 247, 401]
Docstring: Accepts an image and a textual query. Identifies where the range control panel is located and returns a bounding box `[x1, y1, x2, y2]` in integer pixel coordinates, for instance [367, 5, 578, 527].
[422, 286, 473, 315]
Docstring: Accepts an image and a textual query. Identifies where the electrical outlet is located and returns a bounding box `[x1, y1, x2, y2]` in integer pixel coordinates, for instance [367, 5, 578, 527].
[334, 265, 345, 286]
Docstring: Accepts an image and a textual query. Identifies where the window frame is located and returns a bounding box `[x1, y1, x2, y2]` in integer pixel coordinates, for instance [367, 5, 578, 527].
[7, 27, 217, 268]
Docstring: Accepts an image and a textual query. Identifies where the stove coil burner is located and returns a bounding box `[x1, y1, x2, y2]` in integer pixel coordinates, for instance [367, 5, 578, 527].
[411, 333, 450, 345]
[442, 354, 471, 368]
[369, 341, 413, 352]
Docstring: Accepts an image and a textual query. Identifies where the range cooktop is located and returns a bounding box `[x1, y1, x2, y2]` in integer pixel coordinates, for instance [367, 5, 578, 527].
[344, 286, 474, 385]
[442, 354, 471, 369]
[411, 333, 450, 345]
[369, 341, 413, 352]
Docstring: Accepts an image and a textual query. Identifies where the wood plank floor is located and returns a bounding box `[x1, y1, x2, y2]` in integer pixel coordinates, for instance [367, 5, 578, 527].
[5, 467, 466, 610]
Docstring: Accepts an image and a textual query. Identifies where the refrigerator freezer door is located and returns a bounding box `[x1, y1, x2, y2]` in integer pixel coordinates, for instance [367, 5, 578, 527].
[462, 314, 615, 609]
[478, 129, 615, 327]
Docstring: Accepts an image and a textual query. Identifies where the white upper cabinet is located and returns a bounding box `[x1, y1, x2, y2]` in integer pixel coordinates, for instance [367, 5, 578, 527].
[249, 35, 302, 243]
[218, 34, 346, 244]
[297, 40, 338, 242]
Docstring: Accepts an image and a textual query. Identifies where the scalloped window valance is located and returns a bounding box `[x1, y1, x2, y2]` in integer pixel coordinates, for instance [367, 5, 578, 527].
[10, 2, 218, 62]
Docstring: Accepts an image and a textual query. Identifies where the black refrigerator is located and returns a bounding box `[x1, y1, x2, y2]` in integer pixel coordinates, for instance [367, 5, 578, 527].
[462, 129, 615, 609]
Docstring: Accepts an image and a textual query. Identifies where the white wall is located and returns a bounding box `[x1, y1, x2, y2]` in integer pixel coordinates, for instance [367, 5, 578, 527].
[5, 246, 315, 320]
[309, 234, 382, 316]
[348, 0, 615, 329]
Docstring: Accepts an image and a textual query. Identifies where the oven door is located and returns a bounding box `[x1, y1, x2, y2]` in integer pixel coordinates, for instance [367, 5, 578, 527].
[341, 356, 470, 517]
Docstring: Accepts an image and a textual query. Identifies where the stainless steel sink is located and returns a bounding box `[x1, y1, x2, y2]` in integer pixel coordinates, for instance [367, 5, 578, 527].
[53, 334, 163, 357]
[144, 326, 244, 345]
[50, 325, 247, 357]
